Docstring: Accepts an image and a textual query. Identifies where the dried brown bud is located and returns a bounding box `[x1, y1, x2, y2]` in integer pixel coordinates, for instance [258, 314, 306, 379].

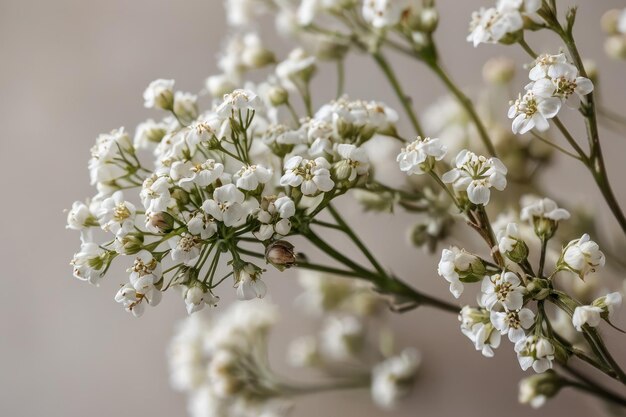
[265, 240, 296, 271]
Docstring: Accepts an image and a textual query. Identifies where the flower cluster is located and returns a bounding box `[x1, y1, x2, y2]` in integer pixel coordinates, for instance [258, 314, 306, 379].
[509, 53, 593, 134]
[467, 0, 541, 47]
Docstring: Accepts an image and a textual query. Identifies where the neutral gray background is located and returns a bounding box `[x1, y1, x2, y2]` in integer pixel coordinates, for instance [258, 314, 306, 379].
[1, 1, 625, 416]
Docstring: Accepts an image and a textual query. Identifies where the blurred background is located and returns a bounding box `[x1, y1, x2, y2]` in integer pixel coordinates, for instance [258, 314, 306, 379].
[1, 0, 626, 416]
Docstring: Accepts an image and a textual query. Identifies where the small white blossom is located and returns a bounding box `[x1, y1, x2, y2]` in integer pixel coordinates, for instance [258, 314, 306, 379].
[169, 233, 202, 265]
[183, 286, 220, 315]
[88, 128, 134, 187]
[572, 305, 603, 331]
[467, 6, 522, 48]
[216, 89, 261, 118]
[234, 164, 273, 191]
[396, 136, 447, 175]
[490, 308, 534, 342]
[530, 62, 594, 105]
[518, 372, 562, 408]
[336, 144, 370, 181]
[140, 175, 172, 213]
[320, 315, 365, 361]
[179, 160, 225, 189]
[97, 191, 136, 237]
[520, 196, 570, 222]
[442, 149, 507, 205]
[437, 247, 485, 298]
[280, 156, 335, 195]
[173, 91, 199, 125]
[515, 335, 555, 373]
[71, 242, 107, 284]
[134, 118, 169, 150]
[481, 271, 525, 311]
[187, 212, 217, 240]
[459, 306, 502, 357]
[371, 348, 420, 409]
[143, 79, 175, 109]
[254, 196, 296, 241]
[235, 263, 267, 300]
[275, 48, 317, 91]
[498, 222, 521, 253]
[202, 184, 247, 227]
[508, 91, 562, 134]
[560, 234, 605, 279]
[362, 0, 418, 29]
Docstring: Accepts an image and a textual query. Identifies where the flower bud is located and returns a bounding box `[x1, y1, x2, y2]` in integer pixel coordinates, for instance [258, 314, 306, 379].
[147, 211, 175, 234]
[173, 92, 198, 125]
[518, 371, 563, 408]
[267, 85, 289, 107]
[143, 79, 174, 110]
[605, 35, 626, 60]
[242, 45, 275, 69]
[419, 8, 439, 33]
[265, 240, 296, 271]
[115, 233, 144, 255]
[601, 9, 622, 35]
[526, 277, 550, 301]
[333, 160, 353, 182]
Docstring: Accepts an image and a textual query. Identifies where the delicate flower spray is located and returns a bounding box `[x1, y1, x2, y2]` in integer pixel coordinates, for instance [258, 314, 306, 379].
[67, 0, 626, 414]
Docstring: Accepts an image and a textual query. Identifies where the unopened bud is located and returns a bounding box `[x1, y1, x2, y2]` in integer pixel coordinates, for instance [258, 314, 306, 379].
[267, 85, 289, 107]
[115, 233, 144, 255]
[518, 371, 563, 408]
[147, 211, 175, 234]
[526, 277, 550, 301]
[420, 8, 439, 33]
[265, 240, 296, 271]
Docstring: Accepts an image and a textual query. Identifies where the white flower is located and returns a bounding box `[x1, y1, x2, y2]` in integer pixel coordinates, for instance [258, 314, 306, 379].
[599, 292, 622, 318]
[572, 305, 603, 331]
[216, 89, 261, 118]
[134, 119, 169, 150]
[275, 48, 317, 91]
[459, 306, 502, 357]
[515, 335, 555, 373]
[442, 149, 507, 205]
[498, 222, 521, 253]
[518, 372, 562, 408]
[235, 264, 267, 300]
[97, 191, 136, 237]
[396, 136, 447, 175]
[508, 91, 562, 134]
[128, 250, 163, 287]
[143, 79, 175, 109]
[178, 159, 225, 189]
[490, 308, 534, 342]
[481, 271, 525, 311]
[187, 212, 217, 240]
[183, 286, 219, 315]
[320, 315, 364, 361]
[71, 242, 106, 284]
[362, 0, 418, 29]
[224, 0, 269, 27]
[169, 233, 202, 265]
[336, 144, 370, 181]
[530, 62, 594, 104]
[88, 128, 134, 186]
[467, 6, 523, 48]
[280, 156, 335, 195]
[234, 164, 273, 191]
[561, 234, 605, 279]
[437, 247, 485, 298]
[254, 196, 296, 241]
[297, 0, 348, 26]
[173, 91, 199, 124]
[528, 53, 568, 81]
[202, 184, 246, 227]
[520, 196, 571, 222]
[140, 175, 172, 212]
[66, 201, 99, 242]
[371, 348, 420, 409]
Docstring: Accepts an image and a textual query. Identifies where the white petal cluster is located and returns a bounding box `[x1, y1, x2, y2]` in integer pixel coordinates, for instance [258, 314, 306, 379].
[515, 335, 555, 373]
[442, 149, 507, 205]
[560, 234, 605, 279]
[234, 263, 267, 300]
[97, 191, 136, 238]
[115, 251, 163, 317]
[70, 242, 107, 284]
[467, 0, 540, 47]
[254, 196, 296, 241]
[520, 196, 570, 222]
[362, 0, 419, 29]
[371, 348, 421, 409]
[183, 286, 220, 315]
[509, 54, 594, 134]
[572, 292, 622, 331]
[437, 247, 485, 298]
[459, 306, 502, 357]
[216, 89, 261, 118]
[481, 271, 525, 311]
[280, 156, 335, 195]
[143, 79, 175, 109]
[320, 315, 365, 361]
[397, 136, 447, 175]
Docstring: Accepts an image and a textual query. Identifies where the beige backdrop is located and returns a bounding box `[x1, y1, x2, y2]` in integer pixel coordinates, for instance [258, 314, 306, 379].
[1, 1, 625, 416]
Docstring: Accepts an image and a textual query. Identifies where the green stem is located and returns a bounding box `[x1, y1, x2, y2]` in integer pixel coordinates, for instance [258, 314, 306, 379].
[336, 59, 345, 99]
[427, 60, 497, 157]
[372, 52, 425, 138]
[565, 380, 626, 407]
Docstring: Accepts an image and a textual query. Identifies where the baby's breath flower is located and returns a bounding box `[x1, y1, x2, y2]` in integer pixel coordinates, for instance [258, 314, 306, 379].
[143, 79, 175, 110]
[459, 306, 501, 357]
[396, 136, 447, 175]
[437, 247, 486, 298]
[371, 348, 420, 409]
[280, 156, 335, 196]
[481, 271, 525, 311]
[508, 91, 561, 134]
[515, 335, 555, 373]
[234, 263, 267, 300]
[558, 234, 605, 280]
[442, 149, 507, 205]
[490, 308, 534, 342]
